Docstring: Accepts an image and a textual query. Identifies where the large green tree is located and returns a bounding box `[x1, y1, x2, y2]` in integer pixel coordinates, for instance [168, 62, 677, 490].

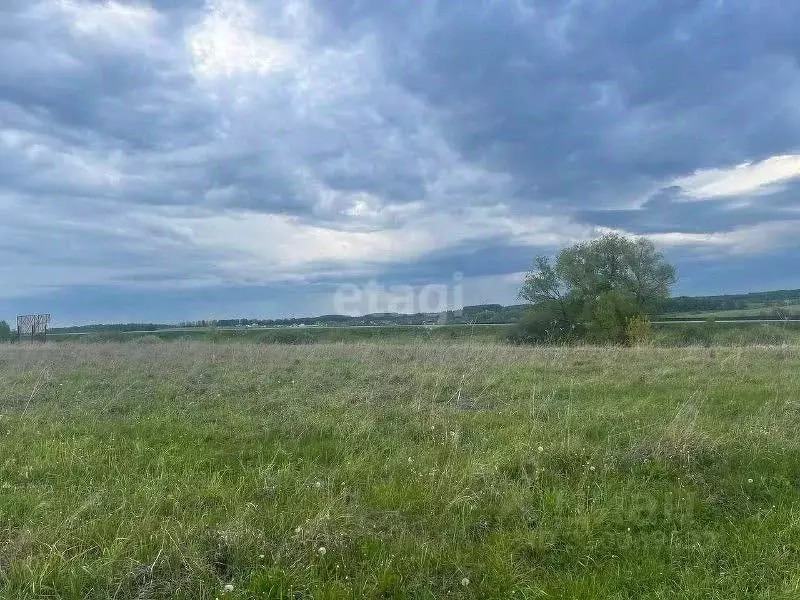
[516, 234, 676, 343]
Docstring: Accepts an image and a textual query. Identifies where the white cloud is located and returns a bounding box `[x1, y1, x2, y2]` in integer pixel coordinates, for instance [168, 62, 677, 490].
[141, 205, 593, 285]
[673, 154, 800, 200]
[187, 0, 304, 79]
[55, 0, 160, 45]
[647, 221, 800, 254]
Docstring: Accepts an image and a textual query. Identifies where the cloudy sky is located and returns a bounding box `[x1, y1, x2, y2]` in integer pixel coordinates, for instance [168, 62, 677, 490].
[1, 0, 799, 324]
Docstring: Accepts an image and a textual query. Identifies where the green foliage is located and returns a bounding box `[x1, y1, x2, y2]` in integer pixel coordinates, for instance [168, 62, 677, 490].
[507, 302, 576, 344]
[518, 234, 676, 344]
[588, 290, 639, 344]
[626, 315, 654, 346]
[0, 320, 12, 342]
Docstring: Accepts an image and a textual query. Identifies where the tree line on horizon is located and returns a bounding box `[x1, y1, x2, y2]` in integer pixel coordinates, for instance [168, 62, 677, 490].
[5, 238, 798, 340]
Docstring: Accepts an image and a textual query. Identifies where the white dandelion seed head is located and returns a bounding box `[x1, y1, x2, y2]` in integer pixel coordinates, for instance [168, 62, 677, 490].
[318, 546, 327, 556]
[461, 577, 470, 587]
[223, 583, 234, 593]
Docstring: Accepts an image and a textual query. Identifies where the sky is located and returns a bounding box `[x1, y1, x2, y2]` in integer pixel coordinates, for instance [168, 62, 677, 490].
[1, 0, 799, 325]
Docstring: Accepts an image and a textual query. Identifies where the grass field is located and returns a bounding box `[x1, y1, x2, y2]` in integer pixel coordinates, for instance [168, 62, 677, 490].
[47, 325, 509, 345]
[47, 321, 800, 347]
[666, 304, 800, 320]
[0, 341, 799, 599]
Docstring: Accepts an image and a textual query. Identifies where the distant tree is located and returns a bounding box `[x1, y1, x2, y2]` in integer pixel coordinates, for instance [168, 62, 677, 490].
[0, 320, 12, 342]
[517, 233, 676, 343]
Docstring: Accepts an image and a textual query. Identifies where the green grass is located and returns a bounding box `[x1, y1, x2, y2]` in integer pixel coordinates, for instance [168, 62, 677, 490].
[1, 341, 799, 598]
[666, 304, 800, 320]
[48, 324, 509, 345]
[47, 321, 800, 348]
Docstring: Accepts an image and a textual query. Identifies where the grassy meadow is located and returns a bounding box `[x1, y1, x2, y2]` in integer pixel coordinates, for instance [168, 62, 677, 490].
[47, 320, 800, 347]
[0, 340, 799, 598]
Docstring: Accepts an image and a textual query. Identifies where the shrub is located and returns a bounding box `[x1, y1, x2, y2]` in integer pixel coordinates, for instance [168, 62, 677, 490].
[507, 305, 576, 344]
[587, 290, 638, 344]
[625, 315, 653, 346]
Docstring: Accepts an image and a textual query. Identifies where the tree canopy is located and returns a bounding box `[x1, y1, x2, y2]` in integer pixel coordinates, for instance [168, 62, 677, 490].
[515, 234, 676, 343]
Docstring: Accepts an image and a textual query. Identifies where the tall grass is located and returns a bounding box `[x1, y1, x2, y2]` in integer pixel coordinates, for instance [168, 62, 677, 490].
[0, 341, 798, 598]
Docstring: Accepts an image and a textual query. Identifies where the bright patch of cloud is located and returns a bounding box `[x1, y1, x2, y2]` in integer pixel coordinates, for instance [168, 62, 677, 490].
[187, 0, 300, 79]
[673, 155, 800, 200]
[144, 206, 593, 284]
[647, 221, 800, 254]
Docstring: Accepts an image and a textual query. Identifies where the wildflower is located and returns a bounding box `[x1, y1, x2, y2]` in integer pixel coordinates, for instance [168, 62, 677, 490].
[314, 481, 322, 489]
[259, 554, 265, 560]
[461, 577, 470, 587]
[589, 465, 596, 472]
[318, 546, 327, 556]
[537, 446, 544, 452]
[223, 583, 234, 593]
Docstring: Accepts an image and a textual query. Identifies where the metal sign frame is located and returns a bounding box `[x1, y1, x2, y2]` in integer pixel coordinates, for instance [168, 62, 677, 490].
[17, 314, 51, 342]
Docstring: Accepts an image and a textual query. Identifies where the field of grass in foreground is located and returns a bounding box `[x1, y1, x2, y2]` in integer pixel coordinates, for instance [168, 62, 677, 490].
[0, 342, 799, 599]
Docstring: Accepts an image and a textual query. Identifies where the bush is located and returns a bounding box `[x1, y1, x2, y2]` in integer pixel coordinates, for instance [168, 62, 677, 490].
[626, 315, 653, 346]
[507, 304, 577, 344]
[587, 290, 638, 344]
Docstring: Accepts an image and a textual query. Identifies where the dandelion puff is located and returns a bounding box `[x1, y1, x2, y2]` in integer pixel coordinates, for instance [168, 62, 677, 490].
[747, 478, 754, 484]
[318, 546, 327, 556]
[537, 446, 544, 452]
[223, 583, 234, 593]
[461, 577, 470, 587]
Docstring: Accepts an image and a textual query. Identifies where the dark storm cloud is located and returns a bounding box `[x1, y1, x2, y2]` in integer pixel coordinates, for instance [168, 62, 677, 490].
[318, 0, 800, 208]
